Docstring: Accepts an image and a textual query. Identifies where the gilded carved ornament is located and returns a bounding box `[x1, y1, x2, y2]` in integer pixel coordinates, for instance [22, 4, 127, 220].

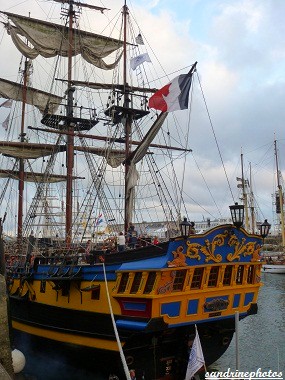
[157, 271, 176, 294]
[167, 246, 187, 268]
[185, 230, 229, 263]
[226, 234, 258, 262]
[167, 229, 259, 266]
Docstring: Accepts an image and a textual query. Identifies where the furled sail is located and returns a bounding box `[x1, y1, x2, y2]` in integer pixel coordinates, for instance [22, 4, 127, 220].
[0, 78, 63, 114]
[71, 80, 157, 94]
[0, 140, 126, 165]
[3, 12, 124, 70]
[74, 146, 126, 168]
[125, 112, 168, 223]
[126, 112, 168, 165]
[0, 169, 82, 183]
[0, 141, 66, 159]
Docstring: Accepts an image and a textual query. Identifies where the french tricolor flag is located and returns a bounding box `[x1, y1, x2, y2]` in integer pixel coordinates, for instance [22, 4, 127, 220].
[148, 73, 193, 112]
[95, 213, 103, 226]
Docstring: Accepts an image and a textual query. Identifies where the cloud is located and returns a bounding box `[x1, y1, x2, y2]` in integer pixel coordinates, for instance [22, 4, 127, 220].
[0, 0, 283, 228]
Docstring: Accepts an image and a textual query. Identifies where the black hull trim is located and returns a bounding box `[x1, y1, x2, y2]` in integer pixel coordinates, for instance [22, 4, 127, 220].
[10, 296, 164, 341]
[89, 241, 168, 264]
[12, 319, 235, 379]
[10, 290, 238, 378]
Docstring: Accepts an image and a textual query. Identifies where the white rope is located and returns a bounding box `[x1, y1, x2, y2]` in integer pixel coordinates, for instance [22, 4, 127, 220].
[102, 262, 131, 380]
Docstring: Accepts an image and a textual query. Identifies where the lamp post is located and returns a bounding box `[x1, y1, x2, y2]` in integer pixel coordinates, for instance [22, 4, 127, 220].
[179, 217, 191, 238]
[260, 219, 271, 240]
[229, 202, 244, 228]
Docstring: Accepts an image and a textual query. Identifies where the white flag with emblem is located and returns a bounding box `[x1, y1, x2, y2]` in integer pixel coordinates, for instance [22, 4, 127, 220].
[130, 53, 151, 70]
[185, 325, 205, 380]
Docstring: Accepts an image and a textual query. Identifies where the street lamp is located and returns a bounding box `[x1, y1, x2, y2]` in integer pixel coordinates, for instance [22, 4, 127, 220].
[260, 219, 271, 239]
[180, 217, 191, 238]
[229, 202, 244, 228]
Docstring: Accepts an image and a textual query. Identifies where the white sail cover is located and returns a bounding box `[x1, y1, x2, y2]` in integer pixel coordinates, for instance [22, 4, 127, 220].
[0, 140, 126, 164]
[125, 112, 168, 223]
[4, 12, 123, 70]
[75, 146, 126, 168]
[0, 170, 74, 183]
[72, 80, 157, 93]
[0, 141, 66, 159]
[0, 78, 63, 114]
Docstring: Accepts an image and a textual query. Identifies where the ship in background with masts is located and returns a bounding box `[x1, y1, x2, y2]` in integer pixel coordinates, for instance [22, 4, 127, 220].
[262, 139, 285, 274]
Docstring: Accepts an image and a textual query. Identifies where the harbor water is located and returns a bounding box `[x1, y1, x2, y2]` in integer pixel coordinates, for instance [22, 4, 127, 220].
[16, 273, 285, 379]
[209, 272, 285, 375]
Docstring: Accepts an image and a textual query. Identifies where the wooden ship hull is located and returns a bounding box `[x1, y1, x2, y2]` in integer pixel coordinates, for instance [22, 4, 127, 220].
[7, 224, 263, 379]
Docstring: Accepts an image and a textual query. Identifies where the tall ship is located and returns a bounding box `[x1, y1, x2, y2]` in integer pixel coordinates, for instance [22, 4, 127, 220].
[262, 139, 285, 274]
[0, 1, 270, 378]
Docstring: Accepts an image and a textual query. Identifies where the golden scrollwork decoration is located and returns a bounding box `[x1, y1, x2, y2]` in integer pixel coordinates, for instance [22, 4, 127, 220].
[251, 245, 261, 262]
[199, 230, 229, 263]
[171, 230, 259, 264]
[185, 241, 202, 260]
[226, 234, 257, 261]
[167, 246, 187, 267]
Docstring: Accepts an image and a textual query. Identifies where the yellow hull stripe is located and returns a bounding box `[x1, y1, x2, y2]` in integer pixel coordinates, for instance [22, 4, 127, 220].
[12, 321, 123, 352]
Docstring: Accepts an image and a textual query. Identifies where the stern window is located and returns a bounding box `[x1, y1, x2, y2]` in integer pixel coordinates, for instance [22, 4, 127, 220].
[236, 265, 244, 285]
[208, 267, 219, 287]
[191, 268, 204, 289]
[130, 272, 143, 294]
[144, 272, 156, 294]
[118, 273, 129, 293]
[173, 270, 186, 291]
[223, 266, 233, 286]
[247, 265, 255, 284]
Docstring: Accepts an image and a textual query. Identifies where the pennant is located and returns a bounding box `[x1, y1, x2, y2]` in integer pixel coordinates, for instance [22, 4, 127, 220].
[2, 113, 10, 130]
[135, 33, 144, 45]
[185, 325, 205, 380]
[130, 53, 151, 71]
[149, 73, 192, 112]
[1, 99, 12, 130]
[0, 99, 13, 108]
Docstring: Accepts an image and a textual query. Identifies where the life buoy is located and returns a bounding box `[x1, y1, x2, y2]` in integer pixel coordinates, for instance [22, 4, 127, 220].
[222, 336, 230, 346]
[126, 356, 134, 366]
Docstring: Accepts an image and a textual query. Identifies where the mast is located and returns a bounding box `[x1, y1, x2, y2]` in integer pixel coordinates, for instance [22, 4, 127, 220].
[274, 139, 285, 248]
[249, 162, 255, 233]
[17, 59, 29, 243]
[241, 152, 249, 230]
[61, 0, 109, 245]
[122, 2, 132, 233]
[65, 1, 75, 247]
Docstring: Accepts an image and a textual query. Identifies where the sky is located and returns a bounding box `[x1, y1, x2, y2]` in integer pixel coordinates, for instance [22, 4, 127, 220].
[0, 0, 285, 231]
